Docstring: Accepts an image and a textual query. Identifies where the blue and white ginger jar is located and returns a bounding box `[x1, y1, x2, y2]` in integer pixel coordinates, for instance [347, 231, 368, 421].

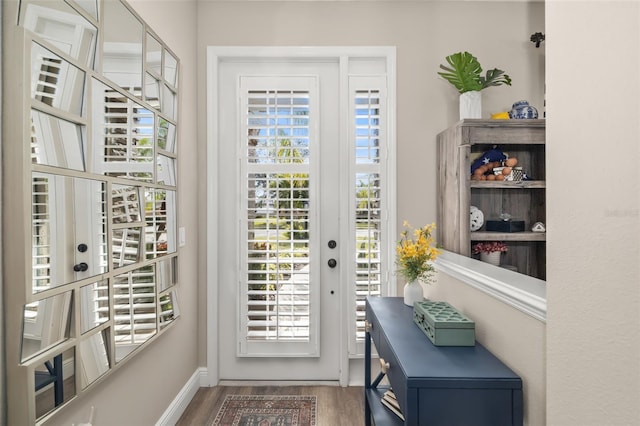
[509, 100, 539, 119]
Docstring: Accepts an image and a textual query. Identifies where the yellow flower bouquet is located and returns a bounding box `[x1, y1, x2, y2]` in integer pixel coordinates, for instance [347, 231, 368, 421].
[396, 222, 441, 284]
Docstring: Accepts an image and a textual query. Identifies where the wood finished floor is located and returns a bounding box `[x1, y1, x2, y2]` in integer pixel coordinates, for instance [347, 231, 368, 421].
[176, 385, 365, 426]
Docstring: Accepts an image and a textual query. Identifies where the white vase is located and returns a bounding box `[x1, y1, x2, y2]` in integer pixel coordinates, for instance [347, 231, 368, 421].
[481, 251, 501, 266]
[459, 90, 482, 119]
[403, 280, 424, 306]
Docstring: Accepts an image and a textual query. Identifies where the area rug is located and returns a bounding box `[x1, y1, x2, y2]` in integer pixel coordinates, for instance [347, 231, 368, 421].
[210, 394, 317, 426]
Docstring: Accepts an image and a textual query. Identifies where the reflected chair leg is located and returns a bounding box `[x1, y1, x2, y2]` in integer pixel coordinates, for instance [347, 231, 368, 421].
[53, 354, 63, 406]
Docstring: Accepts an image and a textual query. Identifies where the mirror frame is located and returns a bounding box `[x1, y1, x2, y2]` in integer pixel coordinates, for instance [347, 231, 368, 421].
[3, 1, 180, 424]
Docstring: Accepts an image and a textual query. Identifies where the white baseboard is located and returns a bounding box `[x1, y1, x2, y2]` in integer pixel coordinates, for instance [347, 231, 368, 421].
[155, 367, 208, 426]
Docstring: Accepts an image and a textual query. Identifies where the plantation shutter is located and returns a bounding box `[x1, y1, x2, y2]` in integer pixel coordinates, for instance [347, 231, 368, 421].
[238, 75, 319, 357]
[349, 76, 390, 356]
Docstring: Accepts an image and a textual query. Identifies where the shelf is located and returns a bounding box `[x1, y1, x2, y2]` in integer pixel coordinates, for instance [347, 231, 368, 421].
[438, 119, 546, 280]
[470, 231, 546, 242]
[470, 180, 546, 189]
[365, 387, 404, 426]
[458, 118, 546, 129]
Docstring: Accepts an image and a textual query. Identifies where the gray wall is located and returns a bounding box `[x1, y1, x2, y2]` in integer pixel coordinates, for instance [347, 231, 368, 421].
[546, 2, 640, 425]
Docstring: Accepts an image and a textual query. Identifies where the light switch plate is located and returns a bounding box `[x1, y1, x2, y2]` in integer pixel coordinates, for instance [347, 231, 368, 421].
[179, 227, 186, 247]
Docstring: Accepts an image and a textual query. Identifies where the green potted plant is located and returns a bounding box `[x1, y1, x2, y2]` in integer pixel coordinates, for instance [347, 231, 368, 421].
[438, 51, 512, 119]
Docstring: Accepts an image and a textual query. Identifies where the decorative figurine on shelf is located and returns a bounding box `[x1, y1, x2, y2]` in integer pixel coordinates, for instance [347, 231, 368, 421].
[509, 100, 539, 119]
[531, 222, 546, 232]
[470, 148, 521, 181]
[470, 148, 506, 175]
[470, 206, 484, 231]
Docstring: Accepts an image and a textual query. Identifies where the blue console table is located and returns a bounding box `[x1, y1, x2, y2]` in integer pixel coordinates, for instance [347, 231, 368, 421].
[365, 297, 523, 425]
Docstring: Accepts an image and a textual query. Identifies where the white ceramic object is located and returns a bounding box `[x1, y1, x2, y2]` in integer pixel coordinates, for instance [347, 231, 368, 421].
[403, 280, 424, 306]
[481, 251, 501, 266]
[460, 91, 482, 119]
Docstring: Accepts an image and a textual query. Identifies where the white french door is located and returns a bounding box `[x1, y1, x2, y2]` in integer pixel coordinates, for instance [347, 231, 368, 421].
[210, 48, 395, 382]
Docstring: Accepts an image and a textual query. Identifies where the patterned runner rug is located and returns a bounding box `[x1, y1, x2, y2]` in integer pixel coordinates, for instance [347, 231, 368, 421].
[210, 394, 317, 426]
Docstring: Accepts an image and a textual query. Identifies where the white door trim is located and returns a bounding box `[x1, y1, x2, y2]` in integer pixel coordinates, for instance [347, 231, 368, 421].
[206, 46, 396, 387]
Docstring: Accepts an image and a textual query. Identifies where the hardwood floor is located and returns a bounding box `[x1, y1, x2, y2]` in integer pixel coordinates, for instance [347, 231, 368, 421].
[176, 385, 365, 426]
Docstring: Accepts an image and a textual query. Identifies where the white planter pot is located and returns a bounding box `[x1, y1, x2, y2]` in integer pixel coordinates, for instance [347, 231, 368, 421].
[480, 251, 501, 266]
[460, 90, 482, 119]
[403, 280, 424, 306]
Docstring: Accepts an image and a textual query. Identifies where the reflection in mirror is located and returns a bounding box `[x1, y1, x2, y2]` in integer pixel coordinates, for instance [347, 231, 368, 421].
[159, 290, 180, 330]
[102, 0, 143, 96]
[162, 84, 176, 120]
[157, 256, 177, 292]
[91, 79, 154, 182]
[21, 0, 97, 68]
[32, 173, 107, 293]
[112, 227, 142, 268]
[164, 50, 178, 87]
[79, 330, 110, 389]
[157, 155, 176, 186]
[144, 73, 160, 109]
[35, 347, 76, 420]
[114, 265, 156, 363]
[31, 42, 86, 116]
[145, 189, 177, 259]
[112, 185, 142, 223]
[31, 109, 85, 171]
[22, 290, 72, 361]
[80, 281, 109, 334]
[157, 118, 176, 153]
[73, 0, 98, 20]
[146, 33, 162, 75]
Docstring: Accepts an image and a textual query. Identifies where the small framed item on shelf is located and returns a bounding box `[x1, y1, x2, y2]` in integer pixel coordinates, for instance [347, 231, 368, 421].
[486, 220, 525, 232]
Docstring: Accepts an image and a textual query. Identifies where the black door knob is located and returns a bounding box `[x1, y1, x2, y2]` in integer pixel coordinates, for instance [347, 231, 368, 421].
[73, 262, 89, 272]
[328, 240, 337, 249]
[77, 243, 88, 253]
[328, 259, 337, 268]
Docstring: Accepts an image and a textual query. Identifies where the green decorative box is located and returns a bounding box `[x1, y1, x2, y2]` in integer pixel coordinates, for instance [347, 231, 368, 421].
[413, 300, 476, 346]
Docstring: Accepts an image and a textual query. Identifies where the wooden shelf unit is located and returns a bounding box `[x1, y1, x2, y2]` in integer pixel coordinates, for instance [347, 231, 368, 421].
[437, 119, 546, 280]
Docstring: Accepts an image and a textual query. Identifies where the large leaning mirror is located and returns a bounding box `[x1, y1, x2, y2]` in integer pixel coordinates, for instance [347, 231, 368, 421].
[8, 0, 180, 423]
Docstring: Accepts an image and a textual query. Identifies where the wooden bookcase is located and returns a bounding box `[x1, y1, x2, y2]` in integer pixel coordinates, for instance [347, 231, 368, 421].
[436, 119, 546, 280]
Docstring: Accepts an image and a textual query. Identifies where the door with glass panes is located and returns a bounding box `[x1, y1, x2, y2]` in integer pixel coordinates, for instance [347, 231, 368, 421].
[216, 53, 392, 381]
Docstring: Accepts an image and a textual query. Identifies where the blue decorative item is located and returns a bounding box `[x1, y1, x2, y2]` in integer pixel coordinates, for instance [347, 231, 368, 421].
[470, 148, 506, 174]
[509, 100, 539, 119]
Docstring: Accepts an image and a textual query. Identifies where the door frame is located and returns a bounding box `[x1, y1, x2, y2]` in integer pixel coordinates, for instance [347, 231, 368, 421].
[206, 46, 396, 387]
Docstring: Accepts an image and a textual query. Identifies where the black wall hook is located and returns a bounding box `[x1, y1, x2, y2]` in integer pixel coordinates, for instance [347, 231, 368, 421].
[531, 32, 545, 48]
